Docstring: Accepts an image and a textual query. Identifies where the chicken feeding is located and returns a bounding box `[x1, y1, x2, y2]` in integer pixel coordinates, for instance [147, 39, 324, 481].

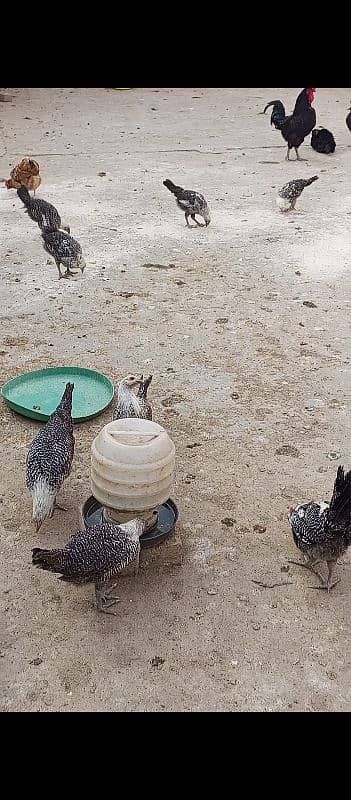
[17, 186, 70, 232]
[346, 104, 351, 132]
[163, 179, 211, 227]
[42, 229, 85, 279]
[26, 383, 75, 532]
[276, 176, 319, 212]
[264, 88, 316, 161]
[288, 466, 351, 592]
[32, 519, 145, 615]
[5, 157, 41, 194]
[311, 128, 336, 154]
[113, 374, 153, 421]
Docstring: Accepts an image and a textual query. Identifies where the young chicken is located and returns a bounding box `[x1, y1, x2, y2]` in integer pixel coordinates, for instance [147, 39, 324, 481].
[42, 229, 86, 279]
[113, 374, 153, 421]
[163, 179, 211, 227]
[276, 176, 319, 212]
[5, 157, 41, 195]
[26, 383, 75, 532]
[288, 466, 351, 592]
[32, 519, 145, 615]
[17, 186, 70, 232]
[311, 128, 336, 154]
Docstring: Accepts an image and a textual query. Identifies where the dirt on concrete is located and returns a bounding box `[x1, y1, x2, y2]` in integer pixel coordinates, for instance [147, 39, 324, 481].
[0, 87, 350, 712]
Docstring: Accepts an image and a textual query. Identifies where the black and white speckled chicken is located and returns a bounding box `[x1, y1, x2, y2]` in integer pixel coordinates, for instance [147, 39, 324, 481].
[288, 466, 351, 592]
[311, 128, 336, 154]
[264, 88, 317, 161]
[276, 176, 319, 212]
[113, 374, 153, 421]
[41, 229, 86, 279]
[32, 519, 145, 615]
[163, 179, 211, 227]
[17, 185, 70, 232]
[26, 383, 75, 532]
[346, 103, 351, 133]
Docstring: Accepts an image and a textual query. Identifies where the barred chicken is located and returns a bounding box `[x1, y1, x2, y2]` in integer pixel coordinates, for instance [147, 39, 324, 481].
[276, 176, 319, 212]
[42, 229, 85, 279]
[26, 383, 75, 532]
[5, 157, 41, 194]
[288, 466, 351, 592]
[163, 179, 211, 227]
[17, 186, 70, 232]
[32, 519, 145, 615]
[264, 88, 316, 161]
[311, 128, 336, 154]
[113, 374, 153, 421]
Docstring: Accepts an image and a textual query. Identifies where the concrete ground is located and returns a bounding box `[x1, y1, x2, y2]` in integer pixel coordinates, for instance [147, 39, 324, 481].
[0, 87, 350, 712]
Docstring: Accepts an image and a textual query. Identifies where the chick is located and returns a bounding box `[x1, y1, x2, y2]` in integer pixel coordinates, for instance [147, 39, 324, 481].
[5, 157, 41, 195]
[26, 383, 75, 532]
[288, 466, 351, 592]
[32, 519, 145, 615]
[17, 186, 70, 232]
[42, 229, 86, 279]
[163, 179, 211, 227]
[113, 374, 152, 421]
[276, 176, 319, 212]
[311, 128, 336, 154]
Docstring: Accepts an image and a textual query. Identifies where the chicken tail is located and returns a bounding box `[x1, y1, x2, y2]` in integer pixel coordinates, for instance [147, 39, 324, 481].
[263, 100, 286, 129]
[304, 176, 319, 187]
[137, 375, 152, 399]
[163, 179, 184, 197]
[328, 467, 351, 529]
[17, 185, 31, 207]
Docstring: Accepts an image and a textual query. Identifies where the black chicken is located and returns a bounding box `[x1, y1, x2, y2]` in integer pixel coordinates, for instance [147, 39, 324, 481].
[17, 185, 70, 232]
[311, 128, 336, 154]
[288, 466, 351, 592]
[346, 103, 351, 132]
[163, 179, 211, 227]
[264, 88, 316, 161]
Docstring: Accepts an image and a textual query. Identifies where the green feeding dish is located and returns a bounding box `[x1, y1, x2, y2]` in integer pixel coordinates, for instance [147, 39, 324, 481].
[1, 367, 115, 423]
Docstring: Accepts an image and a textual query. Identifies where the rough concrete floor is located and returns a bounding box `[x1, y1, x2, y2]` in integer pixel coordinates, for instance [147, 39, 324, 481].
[0, 87, 350, 712]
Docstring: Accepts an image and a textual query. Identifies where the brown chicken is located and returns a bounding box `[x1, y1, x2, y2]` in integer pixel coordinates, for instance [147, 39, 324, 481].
[5, 157, 41, 195]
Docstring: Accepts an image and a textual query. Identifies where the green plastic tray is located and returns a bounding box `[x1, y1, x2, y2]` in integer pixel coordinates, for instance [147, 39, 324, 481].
[1, 367, 115, 423]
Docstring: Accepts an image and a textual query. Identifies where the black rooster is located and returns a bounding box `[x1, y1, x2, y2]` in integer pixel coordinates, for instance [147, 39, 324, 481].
[311, 128, 336, 154]
[346, 103, 351, 133]
[264, 88, 316, 161]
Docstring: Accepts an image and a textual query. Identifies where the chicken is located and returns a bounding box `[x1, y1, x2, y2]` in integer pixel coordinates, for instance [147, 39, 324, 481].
[17, 186, 70, 233]
[163, 179, 211, 227]
[311, 128, 336, 154]
[5, 157, 41, 195]
[32, 519, 145, 615]
[113, 374, 153, 421]
[288, 466, 351, 592]
[26, 383, 75, 532]
[41, 229, 86, 279]
[346, 103, 351, 133]
[264, 88, 316, 161]
[276, 176, 319, 212]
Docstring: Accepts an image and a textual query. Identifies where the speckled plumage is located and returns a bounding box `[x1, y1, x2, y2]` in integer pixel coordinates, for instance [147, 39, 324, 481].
[32, 520, 143, 614]
[17, 185, 69, 232]
[276, 176, 319, 212]
[42, 229, 85, 279]
[26, 383, 75, 530]
[288, 466, 351, 591]
[113, 375, 153, 421]
[163, 179, 211, 227]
